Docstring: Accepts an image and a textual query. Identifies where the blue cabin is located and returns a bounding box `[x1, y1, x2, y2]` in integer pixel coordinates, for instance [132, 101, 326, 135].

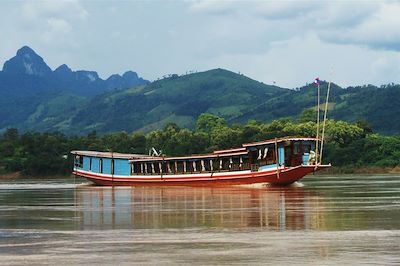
[72, 151, 145, 177]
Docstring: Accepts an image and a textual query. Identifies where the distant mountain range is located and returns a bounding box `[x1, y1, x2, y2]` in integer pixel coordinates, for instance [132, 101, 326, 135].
[1, 46, 149, 97]
[0, 46, 149, 132]
[1, 46, 399, 135]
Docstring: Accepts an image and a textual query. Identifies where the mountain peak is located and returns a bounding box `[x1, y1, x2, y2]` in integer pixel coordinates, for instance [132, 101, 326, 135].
[105, 71, 149, 90]
[54, 64, 72, 75]
[2, 46, 52, 77]
[55, 64, 71, 71]
[16, 46, 37, 57]
[122, 71, 139, 79]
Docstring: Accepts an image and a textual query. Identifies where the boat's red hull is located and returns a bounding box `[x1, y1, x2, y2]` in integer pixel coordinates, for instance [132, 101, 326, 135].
[73, 165, 329, 186]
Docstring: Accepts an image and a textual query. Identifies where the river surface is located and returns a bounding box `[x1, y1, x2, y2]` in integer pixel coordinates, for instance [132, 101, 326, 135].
[0, 175, 400, 265]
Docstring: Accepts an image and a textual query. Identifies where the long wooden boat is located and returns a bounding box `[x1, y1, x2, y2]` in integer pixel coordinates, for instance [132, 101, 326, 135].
[71, 137, 330, 186]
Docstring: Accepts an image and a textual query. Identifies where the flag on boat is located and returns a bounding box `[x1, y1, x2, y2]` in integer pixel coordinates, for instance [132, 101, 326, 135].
[314, 77, 320, 85]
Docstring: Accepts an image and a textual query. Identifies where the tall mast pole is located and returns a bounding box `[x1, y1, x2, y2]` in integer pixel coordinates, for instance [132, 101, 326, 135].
[320, 80, 331, 164]
[315, 80, 320, 165]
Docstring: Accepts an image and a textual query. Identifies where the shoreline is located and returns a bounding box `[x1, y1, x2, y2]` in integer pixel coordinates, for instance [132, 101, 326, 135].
[0, 172, 70, 179]
[320, 166, 400, 175]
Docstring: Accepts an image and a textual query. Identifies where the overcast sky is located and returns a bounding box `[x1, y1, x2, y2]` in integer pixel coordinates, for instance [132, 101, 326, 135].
[1, 0, 400, 88]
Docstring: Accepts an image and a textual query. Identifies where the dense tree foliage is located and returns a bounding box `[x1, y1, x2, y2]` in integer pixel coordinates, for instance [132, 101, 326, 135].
[0, 113, 398, 176]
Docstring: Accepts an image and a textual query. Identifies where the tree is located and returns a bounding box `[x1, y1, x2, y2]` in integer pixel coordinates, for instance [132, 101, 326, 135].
[195, 113, 227, 134]
[131, 132, 147, 154]
[2, 128, 19, 142]
[299, 108, 317, 123]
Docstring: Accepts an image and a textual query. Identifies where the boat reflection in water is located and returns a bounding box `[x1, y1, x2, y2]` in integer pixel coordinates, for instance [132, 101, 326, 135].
[75, 185, 325, 230]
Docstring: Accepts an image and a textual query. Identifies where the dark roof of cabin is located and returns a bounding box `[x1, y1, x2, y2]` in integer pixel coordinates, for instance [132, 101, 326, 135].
[131, 150, 249, 162]
[71, 150, 156, 159]
[242, 137, 317, 147]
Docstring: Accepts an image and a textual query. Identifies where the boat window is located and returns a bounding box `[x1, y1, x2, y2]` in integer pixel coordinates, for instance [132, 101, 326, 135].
[230, 157, 240, 171]
[293, 142, 301, 154]
[75, 155, 83, 168]
[266, 149, 275, 164]
[256, 145, 275, 166]
[221, 158, 230, 171]
[176, 161, 184, 173]
[153, 162, 160, 174]
[111, 159, 115, 175]
[212, 159, 220, 171]
[89, 157, 92, 171]
[134, 163, 139, 174]
[203, 159, 211, 172]
[165, 161, 173, 174]
[249, 150, 259, 164]
[195, 160, 202, 172]
[284, 146, 292, 166]
[242, 156, 251, 170]
[303, 144, 311, 153]
[186, 161, 194, 173]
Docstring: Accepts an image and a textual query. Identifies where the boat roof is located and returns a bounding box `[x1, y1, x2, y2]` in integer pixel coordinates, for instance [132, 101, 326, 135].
[213, 147, 246, 154]
[71, 150, 156, 160]
[131, 150, 249, 162]
[242, 137, 317, 147]
[71, 137, 317, 162]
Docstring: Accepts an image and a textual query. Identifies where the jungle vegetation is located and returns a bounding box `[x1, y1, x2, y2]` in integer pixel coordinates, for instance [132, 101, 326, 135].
[1, 113, 399, 176]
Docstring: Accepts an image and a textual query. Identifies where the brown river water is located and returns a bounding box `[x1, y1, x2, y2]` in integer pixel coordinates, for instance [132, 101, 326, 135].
[0, 175, 399, 265]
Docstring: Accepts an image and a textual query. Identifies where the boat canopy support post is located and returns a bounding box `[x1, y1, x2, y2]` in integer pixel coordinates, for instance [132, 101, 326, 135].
[275, 138, 280, 179]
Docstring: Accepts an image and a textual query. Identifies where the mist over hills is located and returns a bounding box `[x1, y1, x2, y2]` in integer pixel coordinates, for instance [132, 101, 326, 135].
[1, 46, 399, 135]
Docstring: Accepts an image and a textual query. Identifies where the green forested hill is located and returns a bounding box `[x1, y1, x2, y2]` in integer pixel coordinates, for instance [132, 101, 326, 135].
[2, 68, 400, 135]
[331, 84, 400, 135]
[67, 68, 287, 133]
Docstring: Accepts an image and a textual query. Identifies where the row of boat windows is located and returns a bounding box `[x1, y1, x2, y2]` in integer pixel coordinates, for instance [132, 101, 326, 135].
[131, 156, 255, 175]
[74, 148, 279, 175]
[74, 156, 259, 175]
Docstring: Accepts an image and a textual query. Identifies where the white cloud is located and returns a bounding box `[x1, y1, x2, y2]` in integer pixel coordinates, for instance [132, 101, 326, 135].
[202, 33, 400, 88]
[42, 18, 72, 43]
[188, 0, 240, 14]
[21, 0, 88, 21]
[17, 0, 87, 45]
[188, 0, 400, 51]
[321, 2, 400, 50]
